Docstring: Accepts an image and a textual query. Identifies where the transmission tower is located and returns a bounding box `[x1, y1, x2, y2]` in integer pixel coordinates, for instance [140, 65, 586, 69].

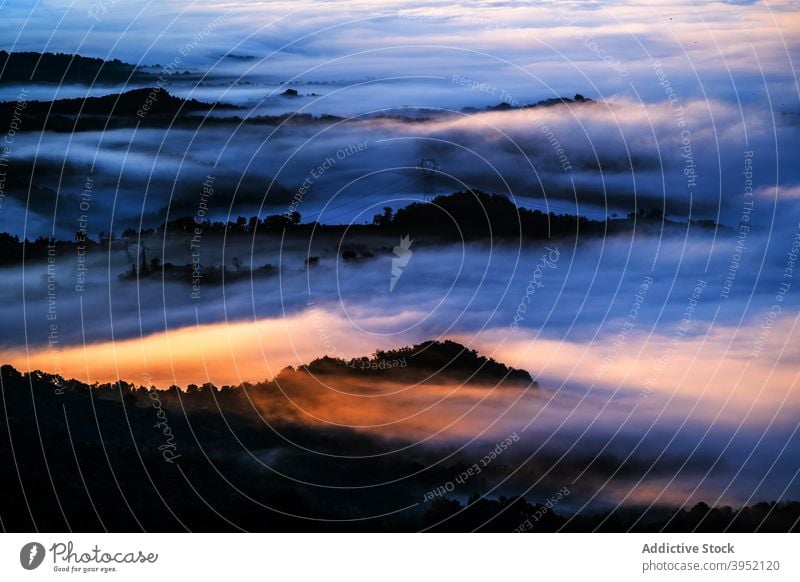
[417, 158, 440, 202]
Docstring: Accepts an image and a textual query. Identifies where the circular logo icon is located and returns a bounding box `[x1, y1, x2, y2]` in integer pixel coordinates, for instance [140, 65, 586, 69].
[19, 542, 45, 570]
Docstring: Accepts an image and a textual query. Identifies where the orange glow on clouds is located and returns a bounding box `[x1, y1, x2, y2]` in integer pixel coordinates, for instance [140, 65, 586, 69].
[4, 307, 799, 434]
[4, 309, 397, 387]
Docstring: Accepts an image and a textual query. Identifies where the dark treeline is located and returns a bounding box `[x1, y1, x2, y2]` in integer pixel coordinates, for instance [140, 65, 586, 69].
[461, 92, 593, 114]
[0, 88, 241, 132]
[0, 94, 604, 134]
[301, 339, 534, 387]
[0, 51, 157, 85]
[0, 86, 348, 131]
[0, 90, 596, 134]
[0, 232, 100, 266]
[0, 191, 722, 277]
[160, 190, 720, 243]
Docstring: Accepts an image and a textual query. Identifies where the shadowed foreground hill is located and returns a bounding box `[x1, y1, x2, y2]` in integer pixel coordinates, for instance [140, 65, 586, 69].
[0, 343, 796, 532]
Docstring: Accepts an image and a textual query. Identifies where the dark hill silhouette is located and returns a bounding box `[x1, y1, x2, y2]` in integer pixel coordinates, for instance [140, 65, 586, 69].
[391, 190, 573, 241]
[478, 93, 594, 113]
[0, 51, 157, 85]
[388, 190, 715, 242]
[300, 339, 535, 387]
[0, 87, 241, 131]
